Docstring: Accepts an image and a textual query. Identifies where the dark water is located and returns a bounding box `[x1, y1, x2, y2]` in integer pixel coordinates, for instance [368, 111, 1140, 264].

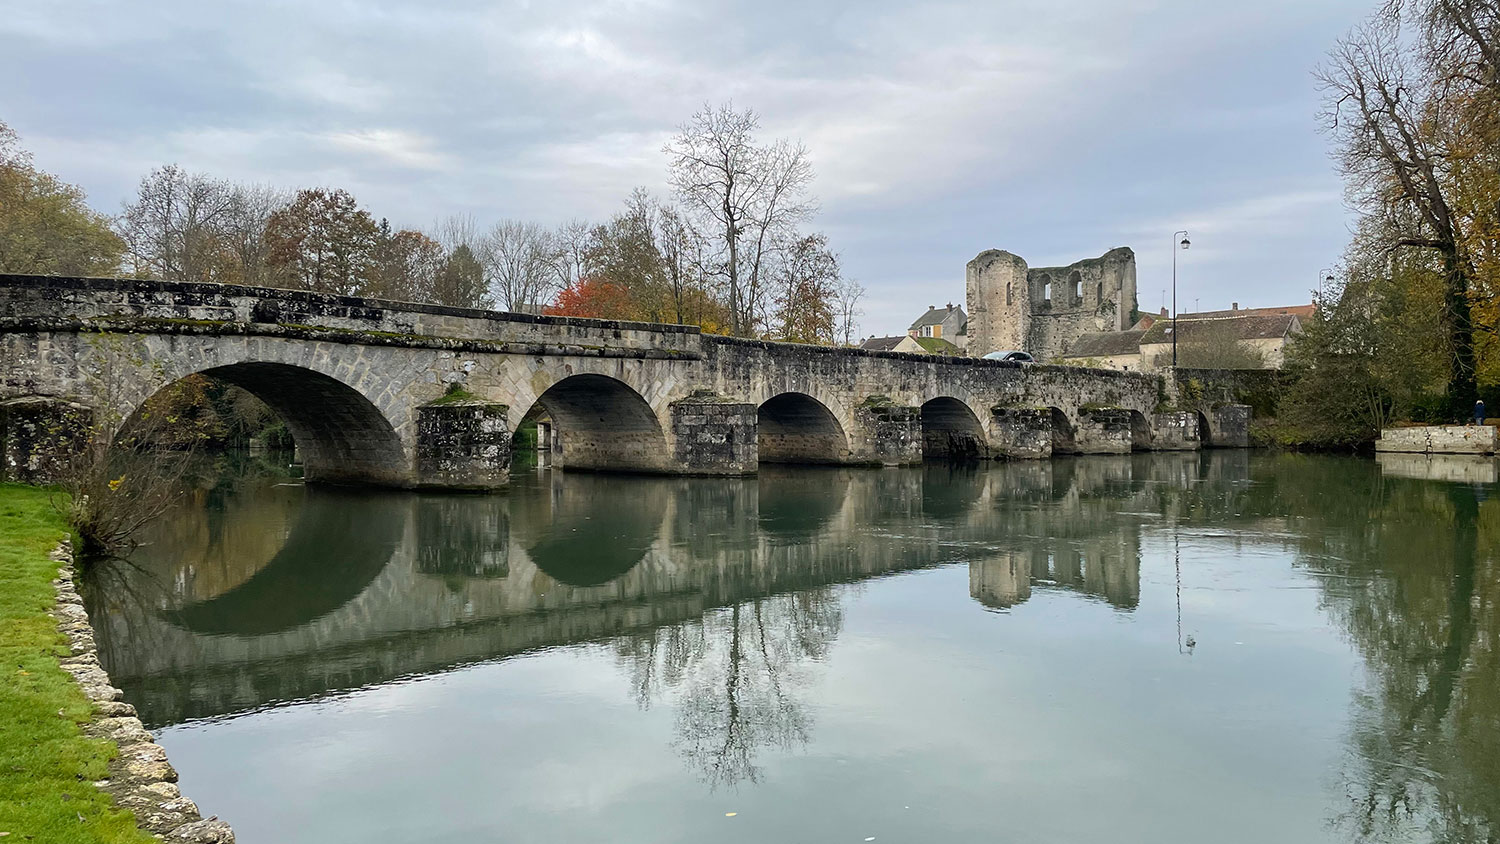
[83, 451, 1500, 843]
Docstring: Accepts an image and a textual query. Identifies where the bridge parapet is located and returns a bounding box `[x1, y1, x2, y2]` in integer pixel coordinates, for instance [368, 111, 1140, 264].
[0, 275, 703, 359]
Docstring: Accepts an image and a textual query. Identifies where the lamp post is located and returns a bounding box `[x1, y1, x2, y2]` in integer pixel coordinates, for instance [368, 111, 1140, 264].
[1172, 230, 1190, 368]
[1317, 268, 1336, 301]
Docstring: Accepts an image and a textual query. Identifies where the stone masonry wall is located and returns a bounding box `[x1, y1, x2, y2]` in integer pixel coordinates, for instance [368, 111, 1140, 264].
[416, 400, 511, 489]
[670, 394, 757, 473]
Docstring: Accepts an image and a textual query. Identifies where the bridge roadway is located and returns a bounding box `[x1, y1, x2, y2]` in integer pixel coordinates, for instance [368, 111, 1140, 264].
[70, 454, 1270, 729]
[1, 275, 1246, 489]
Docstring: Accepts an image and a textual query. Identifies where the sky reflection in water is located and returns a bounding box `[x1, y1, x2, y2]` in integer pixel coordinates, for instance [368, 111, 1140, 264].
[84, 452, 1500, 844]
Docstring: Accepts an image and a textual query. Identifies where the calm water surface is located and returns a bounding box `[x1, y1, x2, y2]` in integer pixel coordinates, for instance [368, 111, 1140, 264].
[83, 452, 1500, 843]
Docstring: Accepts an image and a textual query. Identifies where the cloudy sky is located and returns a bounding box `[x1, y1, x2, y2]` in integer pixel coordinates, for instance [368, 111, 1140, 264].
[2, 0, 1372, 335]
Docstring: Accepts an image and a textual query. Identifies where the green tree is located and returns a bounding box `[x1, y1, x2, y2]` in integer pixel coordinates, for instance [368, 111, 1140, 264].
[0, 120, 123, 276]
[432, 242, 487, 309]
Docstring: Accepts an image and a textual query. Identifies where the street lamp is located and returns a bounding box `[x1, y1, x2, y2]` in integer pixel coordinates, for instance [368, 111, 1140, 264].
[1318, 267, 1336, 300]
[1172, 230, 1190, 368]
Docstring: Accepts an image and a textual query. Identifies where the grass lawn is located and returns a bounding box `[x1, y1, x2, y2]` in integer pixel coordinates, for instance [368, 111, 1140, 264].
[0, 484, 154, 843]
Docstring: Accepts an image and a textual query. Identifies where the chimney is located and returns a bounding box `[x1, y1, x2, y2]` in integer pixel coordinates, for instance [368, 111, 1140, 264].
[1232, 302, 1239, 310]
[928, 304, 935, 310]
[1160, 307, 1168, 317]
[946, 302, 953, 311]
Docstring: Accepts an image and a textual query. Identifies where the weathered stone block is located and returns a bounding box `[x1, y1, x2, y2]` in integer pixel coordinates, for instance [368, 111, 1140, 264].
[1150, 411, 1202, 451]
[1076, 407, 1132, 454]
[990, 407, 1052, 459]
[670, 394, 756, 475]
[0, 396, 91, 483]
[854, 399, 920, 465]
[1210, 404, 1250, 448]
[416, 400, 510, 489]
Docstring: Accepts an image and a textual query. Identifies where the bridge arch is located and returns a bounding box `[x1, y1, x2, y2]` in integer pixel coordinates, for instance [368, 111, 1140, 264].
[1128, 409, 1152, 451]
[920, 397, 988, 461]
[127, 362, 410, 487]
[757, 392, 850, 464]
[1048, 406, 1077, 454]
[525, 373, 670, 473]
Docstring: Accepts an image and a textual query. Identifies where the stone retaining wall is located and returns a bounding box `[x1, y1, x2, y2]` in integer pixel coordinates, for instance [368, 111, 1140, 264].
[49, 540, 234, 843]
[1375, 425, 1499, 455]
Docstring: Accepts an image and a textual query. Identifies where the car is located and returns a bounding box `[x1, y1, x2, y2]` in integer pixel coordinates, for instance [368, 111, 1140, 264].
[982, 350, 1036, 363]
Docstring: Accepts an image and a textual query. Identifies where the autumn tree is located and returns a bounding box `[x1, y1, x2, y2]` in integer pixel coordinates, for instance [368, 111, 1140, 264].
[768, 233, 840, 344]
[665, 104, 814, 337]
[367, 221, 444, 302]
[1318, 1, 1500, 415]
[547, 276, 637, 319]
[263, 188, 380, 295]
[586, 189, 670, 321]
[0, 120, 123, 276]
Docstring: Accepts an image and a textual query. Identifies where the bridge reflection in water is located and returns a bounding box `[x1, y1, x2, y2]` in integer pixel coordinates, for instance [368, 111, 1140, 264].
[82, 454, 1202, 733]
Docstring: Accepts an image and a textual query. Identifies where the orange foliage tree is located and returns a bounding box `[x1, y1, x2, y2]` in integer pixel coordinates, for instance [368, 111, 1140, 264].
[546, 276, 638, 320]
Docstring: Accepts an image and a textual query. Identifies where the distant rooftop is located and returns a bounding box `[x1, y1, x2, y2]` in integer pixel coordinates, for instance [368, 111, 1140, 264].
[1140, 312, 1302, 344]
[860, 335, 907, 351]
[1061, 329, 1147, 359]
[1178, 303, 1314, 320]
[909, 303, 965, 329]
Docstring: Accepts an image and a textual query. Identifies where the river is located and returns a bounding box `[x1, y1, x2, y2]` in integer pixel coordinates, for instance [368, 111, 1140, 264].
[82, 451, 1500, 843]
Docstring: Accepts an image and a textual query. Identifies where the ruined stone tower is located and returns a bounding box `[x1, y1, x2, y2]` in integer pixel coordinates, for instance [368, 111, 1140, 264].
[966, 247, 1136, 360]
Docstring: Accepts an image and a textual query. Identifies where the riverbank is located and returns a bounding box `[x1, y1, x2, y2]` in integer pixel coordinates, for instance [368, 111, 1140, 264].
[0, 484, 231, 843]
[0, 484, 154, 842]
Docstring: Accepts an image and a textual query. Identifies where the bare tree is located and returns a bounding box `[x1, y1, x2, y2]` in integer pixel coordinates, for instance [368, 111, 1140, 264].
[665, 104, 814, 336]
[223, 182, 288, 287]
[832, 276, 866, 346]
[554, 217, 593, 291]
[657, 202, 707, 325]
[118, 165, 238, 282]
[481, 220, 560, 313]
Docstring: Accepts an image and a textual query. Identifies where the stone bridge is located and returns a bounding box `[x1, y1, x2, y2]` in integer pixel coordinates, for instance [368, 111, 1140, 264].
[1, 275, 1246, 489]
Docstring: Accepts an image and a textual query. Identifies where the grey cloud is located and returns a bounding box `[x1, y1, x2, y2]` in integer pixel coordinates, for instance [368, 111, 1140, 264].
[2, 0, 1370, 336]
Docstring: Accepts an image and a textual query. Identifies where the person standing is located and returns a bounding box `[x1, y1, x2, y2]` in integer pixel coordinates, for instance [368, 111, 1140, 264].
[1474, 399, 1487, 426]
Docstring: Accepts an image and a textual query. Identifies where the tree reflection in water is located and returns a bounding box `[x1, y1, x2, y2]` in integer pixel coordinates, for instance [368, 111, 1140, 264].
[1314, 478, 1499, 843]
[614, 589, 842, 789]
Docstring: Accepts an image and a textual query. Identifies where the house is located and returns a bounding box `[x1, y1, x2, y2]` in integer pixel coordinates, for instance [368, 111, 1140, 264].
[860, 334, 962, 356]
[1138, 311, 1303, 370]
[909, 303, 967, 350]
[861, 335, 922, 353]
[1055, 329, 1148, 371]
[1057, 303, 1308, 371]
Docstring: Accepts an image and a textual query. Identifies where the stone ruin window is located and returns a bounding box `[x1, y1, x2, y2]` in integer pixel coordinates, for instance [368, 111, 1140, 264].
[1006, 282, 1012, 305]
[1097, 281, 1103, 302]
[1040, 275, 1052, 304]
[1071, 270, 1083, 303]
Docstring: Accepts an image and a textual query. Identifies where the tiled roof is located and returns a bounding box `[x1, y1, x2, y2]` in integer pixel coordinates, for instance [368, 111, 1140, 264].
[1140, 313, 1301, 345]
[1060, 330, 1146, 358]
[860, 335, 907, 351]
[909, 305, 965, 329]
[1179, 304, 1314, 320]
